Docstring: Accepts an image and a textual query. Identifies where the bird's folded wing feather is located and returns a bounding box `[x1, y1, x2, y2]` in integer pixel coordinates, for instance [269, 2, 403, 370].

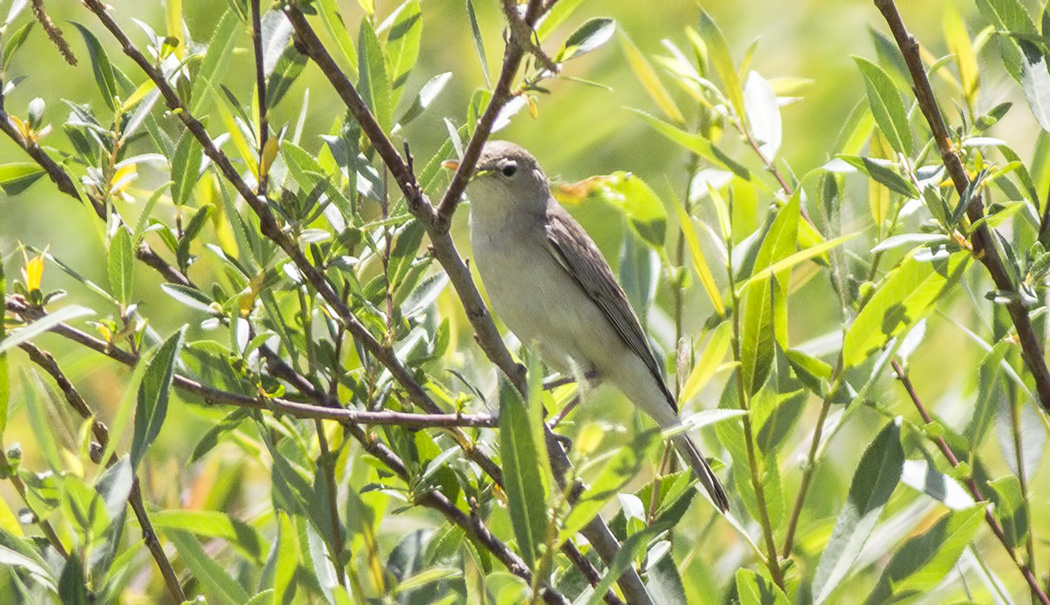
[543, 204, 677, 410]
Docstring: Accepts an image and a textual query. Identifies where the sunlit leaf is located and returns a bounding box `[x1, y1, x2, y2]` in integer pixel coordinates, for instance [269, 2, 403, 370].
[854, 57, 912, 155]
[814, 418, 904, 604]
[131, 326, 187, 469]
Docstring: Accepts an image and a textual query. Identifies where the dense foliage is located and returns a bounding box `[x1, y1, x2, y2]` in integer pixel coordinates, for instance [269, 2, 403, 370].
[0, 0, 1049, 603]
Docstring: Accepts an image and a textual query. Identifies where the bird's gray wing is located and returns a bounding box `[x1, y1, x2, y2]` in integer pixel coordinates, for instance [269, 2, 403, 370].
[543, 203, 678, 411]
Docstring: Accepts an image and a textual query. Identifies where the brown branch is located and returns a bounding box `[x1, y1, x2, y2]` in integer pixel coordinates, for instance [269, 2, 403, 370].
[6, 297, 498, 429]
[873, 0, 1050, 412]
[891, 359, 1049, 604]
[17, 341, 185, 602]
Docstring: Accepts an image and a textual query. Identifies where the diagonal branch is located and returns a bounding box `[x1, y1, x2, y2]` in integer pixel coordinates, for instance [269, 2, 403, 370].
[891, 359, 1049, 604]
[873, 0, 1050, 413]
[18, 341, 185, 602]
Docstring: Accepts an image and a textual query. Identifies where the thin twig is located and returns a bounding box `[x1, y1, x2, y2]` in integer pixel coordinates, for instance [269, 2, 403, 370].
[891, 359, 1049, 604]
[873, 0, 1050, 412]
[17, 341, 185, 602]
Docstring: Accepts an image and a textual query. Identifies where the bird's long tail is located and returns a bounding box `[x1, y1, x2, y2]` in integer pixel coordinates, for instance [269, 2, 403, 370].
[671, 433, 730, 512]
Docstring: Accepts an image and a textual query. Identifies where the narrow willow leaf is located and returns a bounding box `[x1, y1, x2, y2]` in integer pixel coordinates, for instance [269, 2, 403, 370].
[94, 455, 133, 524]
[498, 376, 548, 569]
[679, 321, 732, 402]
[975, 0, 1035, 82]
[1, 21, 34, 72]
[131, 326, 187, 469]
[536, 0, 586, 41]
[735, 233, 856, 295]
[170, 130, 202, 207]
[813, 418, 904, 604]
[854, 57, 912, 155]
[166, 529, 251, 605]
[58, 553, 88, 605]
[744, 71, 782, 159]
[1020, 40, 1050, 131]
[899, 460, 974, 510]
[316, 0, 358, 78]
[621, 32, 683, 124]
[842, 251, 969, 368]
[988, 476, 1029, 550]
[465, 0, 489, 88]
[671, 193, 725, 314]
[152, 508, 269, 563]
[381, 0, 422, 93]
[740, 196, 799, 394]
[699, 10, 743, 119]
[944, 2, 979, 100]
[631, 109, 752, 180]
[557, 18, 616, 63]
[189, 9, 240, 115]
[71, 23, 118, 111]
[358, 19, 392, 132]
[107, 227, 134, 306]
[863, 506, 984, 604]
[0, 162, 45, 195]
[736, 568, 789, 605]
[0, 305, 95, 355]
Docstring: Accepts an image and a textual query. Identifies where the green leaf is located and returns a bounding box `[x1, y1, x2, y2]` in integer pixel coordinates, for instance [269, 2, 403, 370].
[266, 46, 308, 109]
[152, 508, 268, 564]
[498, 376, 548, 569]
[556, 171, 667, 247]
[842, 251, 969, 368]
[743, 71, 782, 159]
[1, 21, 34, 72]
[735, 233, 857, 295]
[836, 155, 919, 199]
[107, 226, 134, 306]
[1019, 40, 1050, 132]
[94, 455, 133, 524]
[735, 568, 789, 605]
[813, 418, 904, 604]
[785, 349, 832, 396]
[671, 193, 725, 314]
[964, 340, 1010, 447]
[679, 322, 732, 402]
[863, 506, 984, 604]
[975, 0, 1035, 81]
[465, 0, 489, 88]
[71, 22, 118, 111]
[558, 18, 616, 63]
[854, 57, 911, 155]
[57, 552, 88, 605]
[166, 529, 251, 605]
[699, 10, 744, 119]
[988, 476, 1029, 550]
[357, 19, 392, 132]
[316, 0, 358, 78]
[740, 196, 799, 395]
[0, 162, 45, 195]
[380, 0, 422, 93]
[170, 130, 202, 207]
[0, 305, 95, 355]
[131, 326, 187, 469]
[189, 9, 241, 115]
[621, 32, 683, 124]
[631, 109, 752, 180]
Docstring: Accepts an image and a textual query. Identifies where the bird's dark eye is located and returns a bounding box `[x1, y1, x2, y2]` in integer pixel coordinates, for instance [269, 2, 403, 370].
[501, 161, 518, 177]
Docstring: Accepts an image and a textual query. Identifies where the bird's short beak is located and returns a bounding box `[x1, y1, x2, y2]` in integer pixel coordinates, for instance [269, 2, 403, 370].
[442, 160, 460, 171]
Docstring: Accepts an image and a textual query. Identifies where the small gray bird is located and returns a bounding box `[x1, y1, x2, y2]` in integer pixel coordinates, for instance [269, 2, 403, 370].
[453, 140, 729, 512]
